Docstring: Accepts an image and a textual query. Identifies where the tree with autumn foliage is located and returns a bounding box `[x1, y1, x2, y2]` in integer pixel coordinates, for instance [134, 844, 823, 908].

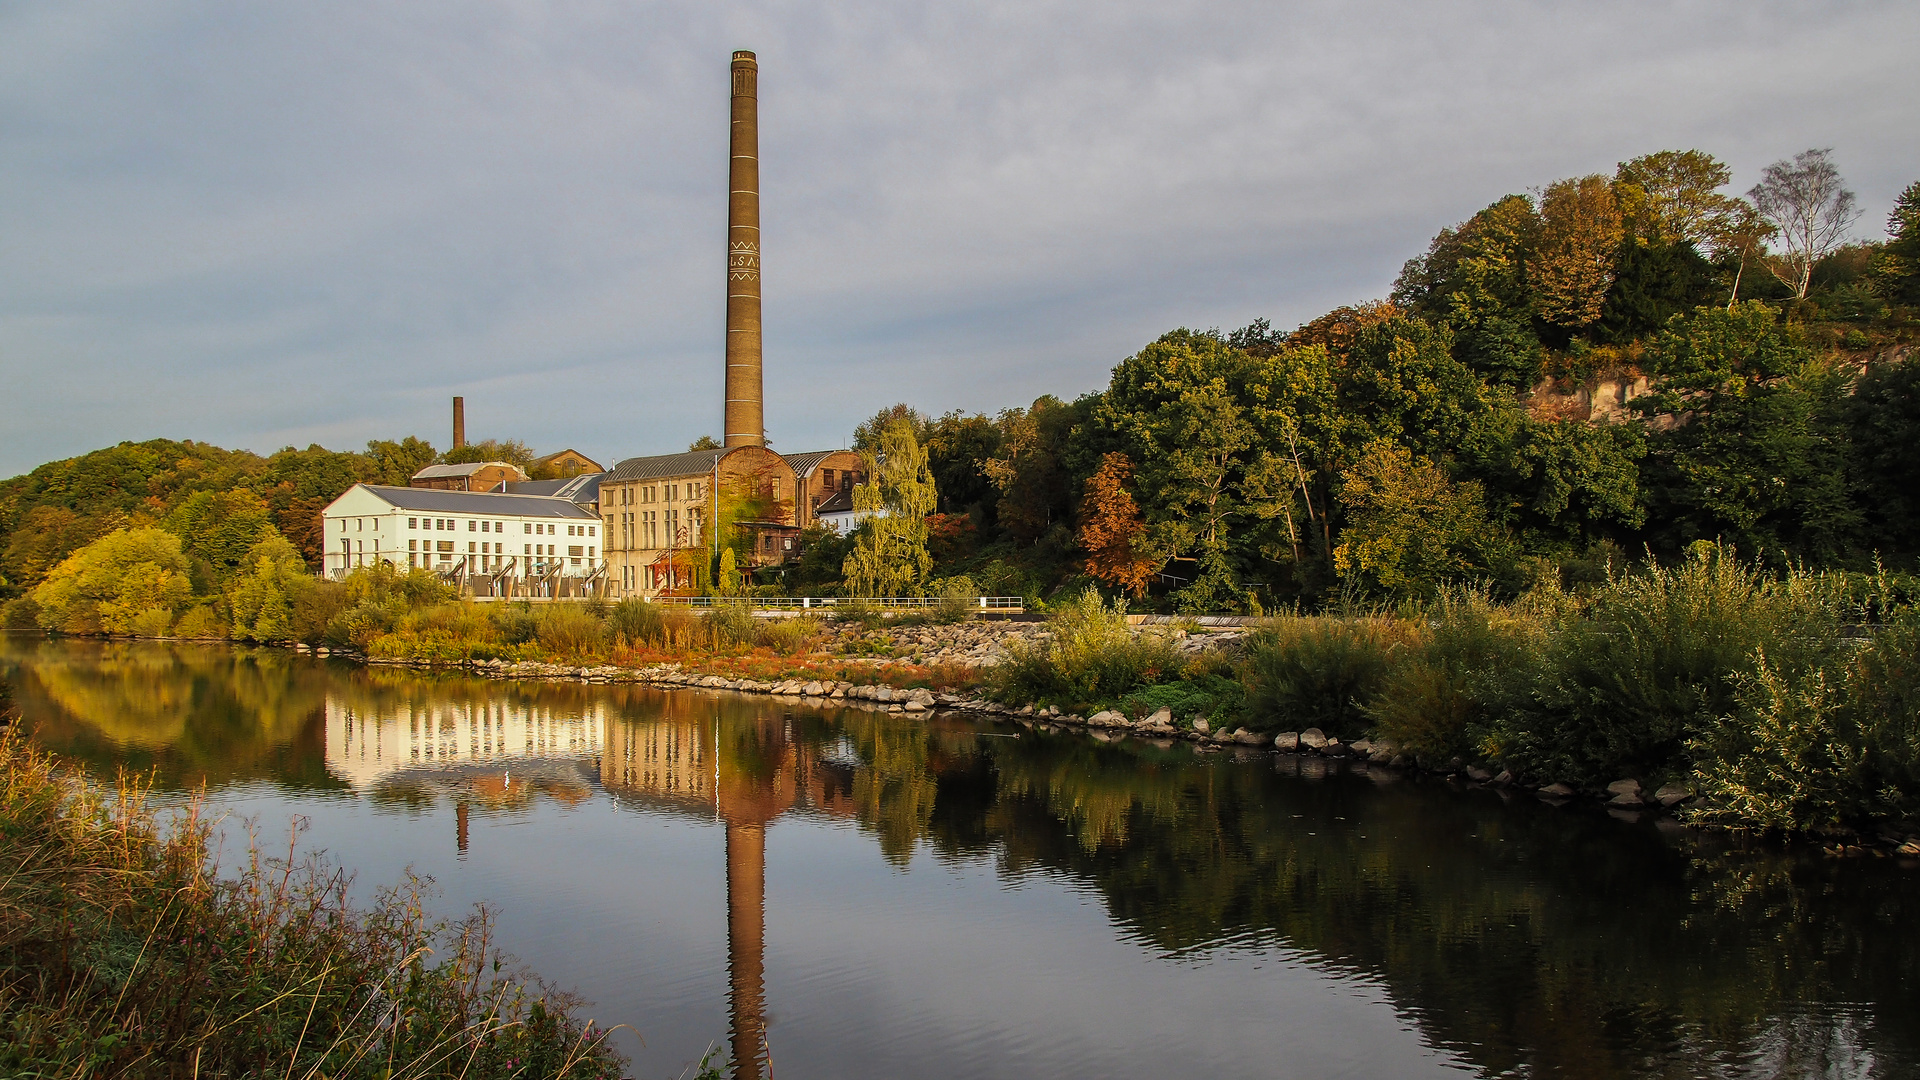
[1077, 453, 1156, 597]
[1530, 175, 1624, 329]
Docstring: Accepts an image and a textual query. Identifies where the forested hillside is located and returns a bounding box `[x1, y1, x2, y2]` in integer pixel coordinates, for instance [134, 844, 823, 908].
[862, 150, 1920, 610]
[4, 147, 1918, 615]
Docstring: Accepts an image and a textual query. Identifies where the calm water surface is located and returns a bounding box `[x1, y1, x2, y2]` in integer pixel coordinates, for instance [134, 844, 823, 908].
[3, 635, 1917, 1079]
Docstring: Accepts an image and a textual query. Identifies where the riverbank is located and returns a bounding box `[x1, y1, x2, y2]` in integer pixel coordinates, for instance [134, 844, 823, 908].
[0, 730, 628, 1079]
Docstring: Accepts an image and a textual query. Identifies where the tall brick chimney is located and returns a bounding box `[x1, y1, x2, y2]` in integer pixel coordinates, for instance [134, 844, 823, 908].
[724, 50, 764, 448]
[452, 396, 466, 449]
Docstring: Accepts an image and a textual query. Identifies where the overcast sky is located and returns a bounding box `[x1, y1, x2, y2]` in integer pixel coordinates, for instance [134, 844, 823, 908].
[2, 1, 1915, 478]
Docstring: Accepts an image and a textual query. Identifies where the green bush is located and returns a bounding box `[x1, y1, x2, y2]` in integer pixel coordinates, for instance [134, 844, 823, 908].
[987, 587, 1182, 708]
[608, 597, 665, 645]
[931, 576, 979, 624]
[758, 615, 826, 654]
[1367, 591, 1543, 763]
[1241, 616, 1415, 739]
[704, 602, 758, 648]
[1488, 543, 1846, 783]
[535, 604, 606, 655]
[494, 602, 542, 645]
[1690, 611, 1920, 830]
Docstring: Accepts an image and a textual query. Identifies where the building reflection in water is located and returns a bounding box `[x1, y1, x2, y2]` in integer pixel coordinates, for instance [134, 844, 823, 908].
[323, 696, 605, 789]
[600, 696, 859, 1080]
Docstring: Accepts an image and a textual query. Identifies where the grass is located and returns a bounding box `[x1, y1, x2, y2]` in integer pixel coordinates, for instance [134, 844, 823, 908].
[0, 731, 627, 1079]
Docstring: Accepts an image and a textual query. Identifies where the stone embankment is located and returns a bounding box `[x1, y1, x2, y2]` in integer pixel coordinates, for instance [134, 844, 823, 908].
[288, 638, 1918, 842]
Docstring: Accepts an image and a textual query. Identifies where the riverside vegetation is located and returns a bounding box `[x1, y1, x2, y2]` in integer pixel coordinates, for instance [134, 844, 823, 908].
[6, 147, 1920, 835]
[0, 731, 627, 1080]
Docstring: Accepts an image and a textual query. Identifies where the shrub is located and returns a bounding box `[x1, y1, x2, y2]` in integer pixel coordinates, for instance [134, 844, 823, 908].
[1691, 611, 1920, 830]
[704, 602, 758, 648]
[1241, 616, 1416, 739]
[495, 602, 542, 645]
[931, 576, 979, 624]
[608, 598, 665, 646]
[1367, 590, 1543, 763]
[30, 528, 193, 635]
[1489, 543, 1846, 783]
[535, 604, 606, 656]
[758, 615, 826, 655]
[987, 587, 1182, 708]
[1, 596, 41, 630]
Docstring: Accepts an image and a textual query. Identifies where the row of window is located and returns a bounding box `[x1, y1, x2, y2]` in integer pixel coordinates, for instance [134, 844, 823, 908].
[401, 516, 594, 537]
[610, 482, 703, 507]
[402, 540, 594, 558]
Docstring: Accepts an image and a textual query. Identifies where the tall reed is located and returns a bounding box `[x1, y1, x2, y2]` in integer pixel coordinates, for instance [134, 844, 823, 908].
[0, 732, 625, 1078]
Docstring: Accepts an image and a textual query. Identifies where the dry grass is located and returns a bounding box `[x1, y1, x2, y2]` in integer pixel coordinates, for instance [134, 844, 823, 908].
[0, 731, 626, 1079]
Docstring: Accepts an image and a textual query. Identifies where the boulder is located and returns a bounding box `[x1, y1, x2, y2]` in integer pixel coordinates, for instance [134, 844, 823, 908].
[1192, 718, 1211, 734]
[873, 686, 895, 703]
[1322, 742, 1350, 758]
[1273, 732, 1300, 752]
[903, 700, 927, 713]
[1465, 766, 1493, 783]
[1608, 791, 1647, 808]
[1145, 707, 1174, 728]
[1298, 728, 1327, 750]
[1087, 710, 1124, 728]
[1653, 784, 1693, 808]
[1492, 770, 1513, 785]
[803, 681, 825, 696]
[1605, 778, 1642, 798]
[1539, 782, 1576, 797]
[1351, 739, 1374, 755]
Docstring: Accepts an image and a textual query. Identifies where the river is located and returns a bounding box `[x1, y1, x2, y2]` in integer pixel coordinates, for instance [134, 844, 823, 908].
[2, 634, 1916, 1079]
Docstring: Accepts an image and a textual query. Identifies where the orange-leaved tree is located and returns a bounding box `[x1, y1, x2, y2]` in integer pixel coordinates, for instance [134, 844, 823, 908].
[1077, 452, 1156, 597]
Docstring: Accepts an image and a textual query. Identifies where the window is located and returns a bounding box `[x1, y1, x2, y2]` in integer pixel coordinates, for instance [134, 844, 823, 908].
[588, 526, 595, 537]
[409, 540, 418, 551]
[469, 542, 476, 553]
[409, 517, 418, 528]
[823, 469, 835, 490]
[588, 546, 595, 557]
[481, 521, 489, 533]
[495, 522, 503, 531]
[523, 522, 531, 533]
[468, 520, 476, 532]
[523, 544, 530, 555]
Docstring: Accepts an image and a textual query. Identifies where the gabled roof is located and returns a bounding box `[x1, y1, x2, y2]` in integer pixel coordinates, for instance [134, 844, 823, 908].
[814, 488, 856, 515]
[606, 448, 727, 482]
[411, 461, 526, 480]
[532, 448, 604, 472]
[348, 484, 596, 519]
[496, 472, 604, 504]
[781, 450, 851, 477]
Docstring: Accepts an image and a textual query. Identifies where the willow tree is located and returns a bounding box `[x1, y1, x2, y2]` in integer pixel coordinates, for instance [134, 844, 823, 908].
[843, 418, 937, 597]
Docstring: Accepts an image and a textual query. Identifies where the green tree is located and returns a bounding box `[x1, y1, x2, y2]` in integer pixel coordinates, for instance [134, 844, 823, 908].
[688, 435, 722, 451]
[1333, 441, 1495, 597]
[363, 437, 438, 486]
[31, 529, 194, 635]
[1396, 195, 1546, 389]
[1613, 149, 1740, 248]
[842, 419, 938, 596]
[1844, 352, 1920, 553]
[228, 535, 314, 642]
[1872, 179, 1920, 307]
[1636, 303, 1861, 557]
[441, 439, 535, 468]
[163, 490, 279, 586]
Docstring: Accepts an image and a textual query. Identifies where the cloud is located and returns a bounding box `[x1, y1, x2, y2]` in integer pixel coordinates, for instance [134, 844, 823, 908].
[0, 0, 1915, 476]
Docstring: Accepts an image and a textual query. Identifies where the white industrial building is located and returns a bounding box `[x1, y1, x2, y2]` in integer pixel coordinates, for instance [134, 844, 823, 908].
[320, 484, 604, 594]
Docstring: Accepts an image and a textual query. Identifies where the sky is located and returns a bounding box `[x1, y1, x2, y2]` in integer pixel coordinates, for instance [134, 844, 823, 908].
[2, 1, 1916, 479]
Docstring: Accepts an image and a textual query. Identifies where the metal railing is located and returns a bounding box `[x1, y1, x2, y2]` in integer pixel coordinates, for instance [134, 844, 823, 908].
[652, 595, 1025, 613]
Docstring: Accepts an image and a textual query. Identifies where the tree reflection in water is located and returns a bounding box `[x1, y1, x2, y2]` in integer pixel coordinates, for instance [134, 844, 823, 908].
[4, 636, 1915, 1079]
